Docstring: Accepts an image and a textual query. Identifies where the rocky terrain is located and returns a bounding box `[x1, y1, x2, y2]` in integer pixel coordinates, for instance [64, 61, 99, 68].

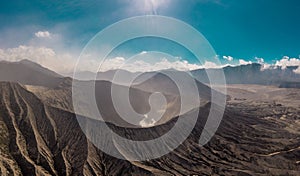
[0, 60, 299, 175]
[0, 82, 299, 175]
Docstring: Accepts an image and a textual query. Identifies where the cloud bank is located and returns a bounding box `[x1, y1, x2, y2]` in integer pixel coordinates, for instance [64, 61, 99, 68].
[0, 45, 75, 73]
[274, 56, 300, 69]
[99, 57, 217, 72]
[0, 45, 220, 74]
[258, 56, 300, 74]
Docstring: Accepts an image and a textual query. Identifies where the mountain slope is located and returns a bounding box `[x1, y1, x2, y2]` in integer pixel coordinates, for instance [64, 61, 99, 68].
[0, 82, 299, 175]
[0, 60, 63, 88]
[27, 79, 181, 128]
[132, 71, 212, 100]
[0, 82, 151, 175]
[27, 70, 220, 128]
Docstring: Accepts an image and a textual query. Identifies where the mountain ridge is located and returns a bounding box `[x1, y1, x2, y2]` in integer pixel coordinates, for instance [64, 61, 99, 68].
[0, 59, 64, 88]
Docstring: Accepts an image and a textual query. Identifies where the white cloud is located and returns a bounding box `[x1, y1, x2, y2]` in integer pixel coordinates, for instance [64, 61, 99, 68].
[257, 56, 300, 74]
[275, 56, 300, 69]
[222, 55, 233, 61]
[35, 31, 51, 38]
[273, 56, 300, 74]
[201, 61, 227, 69]
[239, 59, 252, 65]
[97, 56, 233, 72]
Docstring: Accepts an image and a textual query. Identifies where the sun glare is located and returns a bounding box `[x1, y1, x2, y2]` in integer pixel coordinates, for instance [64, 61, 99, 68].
[132, 0, 170, 15]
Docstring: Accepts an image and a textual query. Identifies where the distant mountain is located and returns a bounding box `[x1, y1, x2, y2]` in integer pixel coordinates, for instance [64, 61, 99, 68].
[65, 70, 95, 80]
[279, 81, 300, 88]
[72, 64, 300, 87]
[132, 71, 212, 98]
[191, 63, 300, 85]
[71, 69, 221, 102]
[0, 59, 64, 88]
[68, 69, 140, 85]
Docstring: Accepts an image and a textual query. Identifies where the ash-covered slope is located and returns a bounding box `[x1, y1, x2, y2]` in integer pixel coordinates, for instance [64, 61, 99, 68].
[0, 82, 151, 175]
[0, 82, 299, 175]
[27, 79, 181, 128]
[27, 73, 218, 127]
[0, 60, 64, 88]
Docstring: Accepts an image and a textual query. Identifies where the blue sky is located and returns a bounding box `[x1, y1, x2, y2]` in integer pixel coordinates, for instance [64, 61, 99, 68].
[0, 0, 300, 73]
